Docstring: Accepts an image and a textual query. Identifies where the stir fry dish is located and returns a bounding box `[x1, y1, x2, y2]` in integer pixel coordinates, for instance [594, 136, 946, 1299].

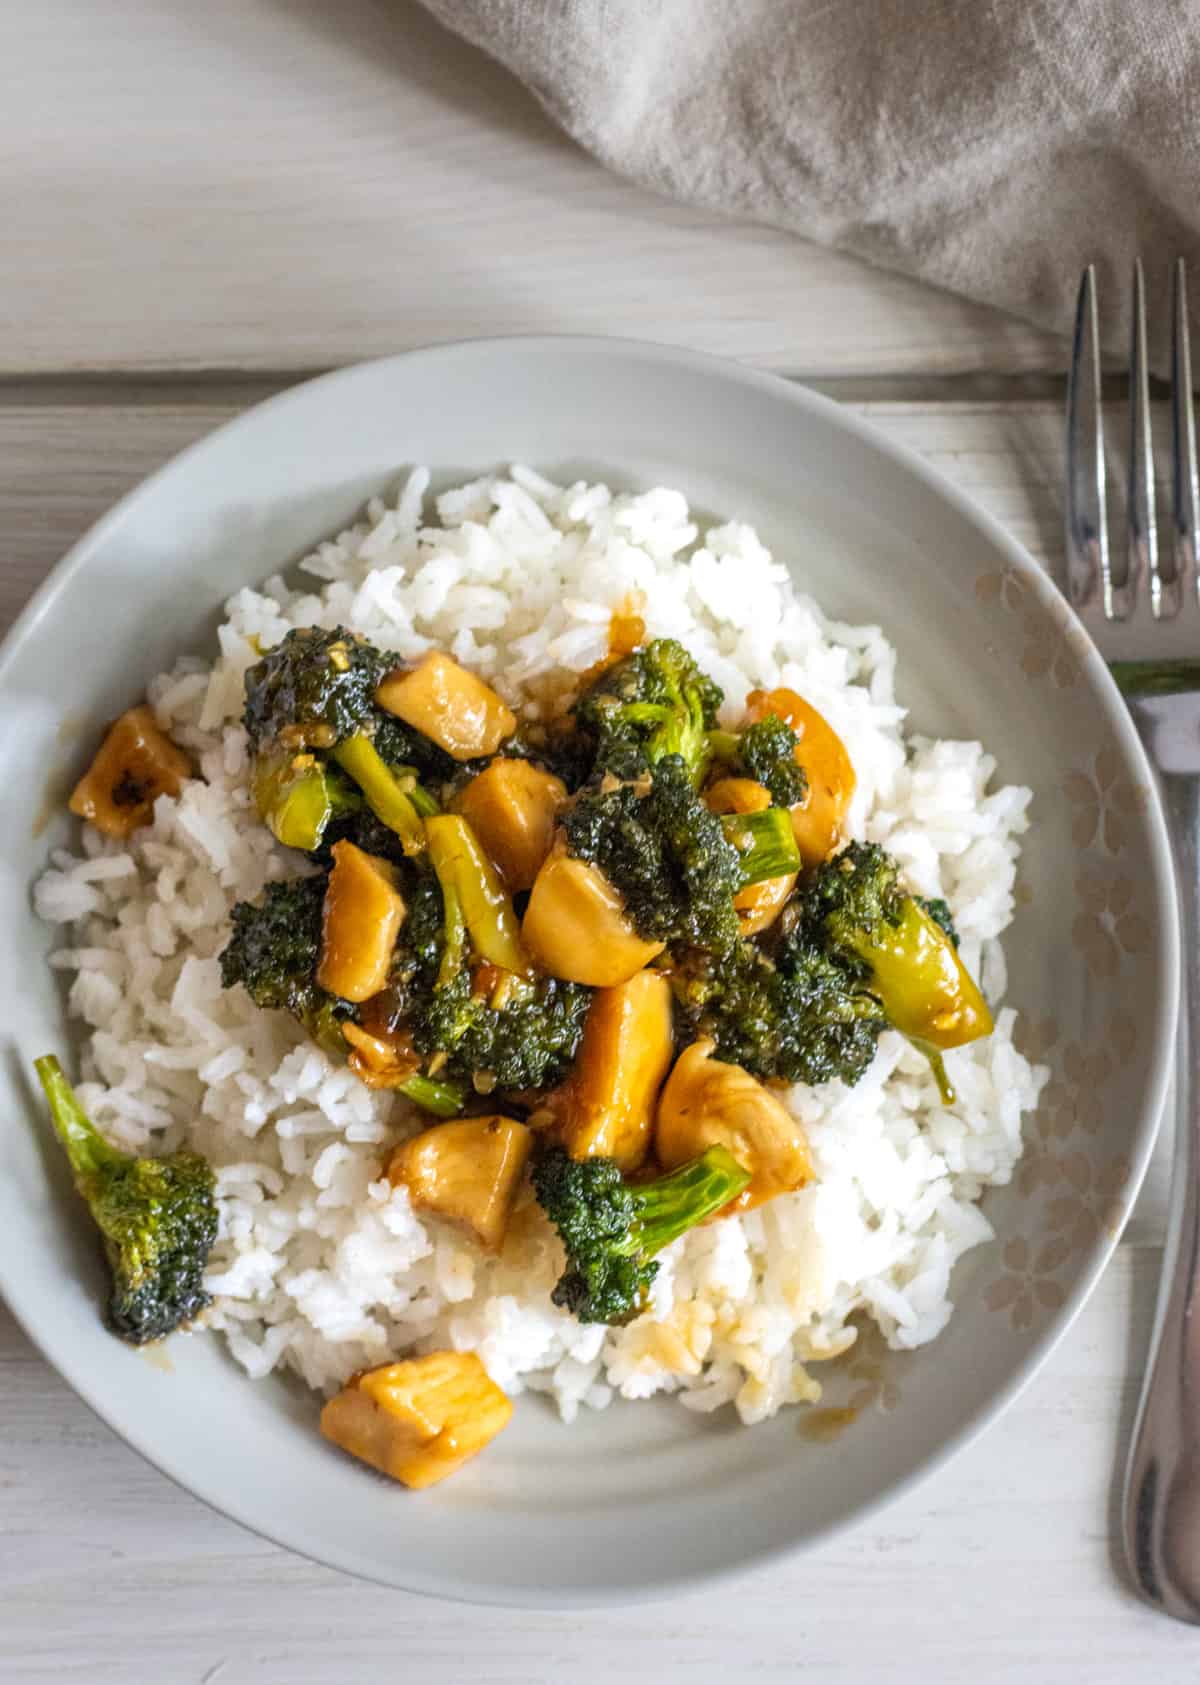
[41, 621, 995, 1488]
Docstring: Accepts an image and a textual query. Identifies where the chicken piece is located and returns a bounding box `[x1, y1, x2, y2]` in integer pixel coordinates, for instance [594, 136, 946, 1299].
[320, 1351, 512, 1489]
[387, 1115, 532, 1250]
[704, 775, 797, 937]
[342, 1020, 421, 1090]
[522, 838, 664, 987]
[317, 840, 406, 1004]
[744, 688, 856, 867]
[453, 758, 566, 892]
[656, 1038, 813, 1216]
[68, 705, 191, 839]
[558, 971, 673, 1171]
[376, 651, 516, 761]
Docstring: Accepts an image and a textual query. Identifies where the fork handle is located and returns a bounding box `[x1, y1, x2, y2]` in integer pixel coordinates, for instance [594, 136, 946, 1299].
[1123, 771, 1200, 1622]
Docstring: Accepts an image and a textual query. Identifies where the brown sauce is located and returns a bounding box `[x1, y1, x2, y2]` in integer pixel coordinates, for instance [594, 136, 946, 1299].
[797, 1405, 858, 1443]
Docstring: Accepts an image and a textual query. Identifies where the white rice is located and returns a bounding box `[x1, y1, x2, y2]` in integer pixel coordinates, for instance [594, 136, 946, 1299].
[36, 468, 1046, 1424]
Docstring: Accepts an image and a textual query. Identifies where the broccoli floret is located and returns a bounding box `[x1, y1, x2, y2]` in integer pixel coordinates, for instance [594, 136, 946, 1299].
[241, 628, 439, 856]
[532, 1142, 750, 1324]
[242, 626, 387, 753]
[218, 874, 464, 1114]
[562, 753, 742, 951]
[219, 876, 353, 1056]
[33, 1056, 218, 1344]
[411, 966, 591, 1091]
[372, 713, 462, 787]
[796, 842, 992, 1099]
[572, 638, 723, 784]
[404, 853, 590, 1090]
[672, 931, 886, 1088]
[715, 713, 809, 809]
[801, 840, 905, 949]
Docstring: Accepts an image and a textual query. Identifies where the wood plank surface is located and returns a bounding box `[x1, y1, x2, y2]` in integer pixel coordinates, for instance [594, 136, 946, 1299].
[1, 0, 1067, 378]
[0, 393, 1184, 1682]
[2, 1255, 1194, 1685]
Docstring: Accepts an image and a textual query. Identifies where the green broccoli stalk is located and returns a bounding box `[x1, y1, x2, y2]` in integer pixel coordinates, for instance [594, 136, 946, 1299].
[252, 754, 362, 853]
[708, 713, 809, 809]
[218, 875, 465, 1116]
[33, 1056, 218, 1345]
[720, 805, 801, 887]
[532, 1143, 751, 1324]
[572, 637, 723, 785]
[388, 1071, 465, 1120]
[423, 814, 530, 976]
[330, 732, 431, 857]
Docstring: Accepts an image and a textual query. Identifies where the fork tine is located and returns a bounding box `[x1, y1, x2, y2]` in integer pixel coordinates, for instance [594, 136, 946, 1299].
[1065, 265, 1109, 610]
[1125, 257, 1156, 620]
[1171, 256, 1198, 613]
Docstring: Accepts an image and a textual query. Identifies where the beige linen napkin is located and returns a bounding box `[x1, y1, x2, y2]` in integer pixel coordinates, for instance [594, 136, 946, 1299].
[421, 0, 1200, 361]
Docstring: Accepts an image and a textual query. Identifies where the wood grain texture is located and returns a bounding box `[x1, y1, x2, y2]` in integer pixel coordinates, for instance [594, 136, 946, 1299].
[0, 394, 1181, 1680]
[1, 0, 1067, 379]
[2, 1256, 1195, 1685]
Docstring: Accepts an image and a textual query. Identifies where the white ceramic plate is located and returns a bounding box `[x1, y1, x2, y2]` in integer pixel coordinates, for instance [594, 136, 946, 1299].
[0, 338, 1177, 1605]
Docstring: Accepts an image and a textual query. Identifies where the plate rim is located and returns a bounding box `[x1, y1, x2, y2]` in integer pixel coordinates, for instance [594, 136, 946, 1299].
[0, 333, 1179, 1606]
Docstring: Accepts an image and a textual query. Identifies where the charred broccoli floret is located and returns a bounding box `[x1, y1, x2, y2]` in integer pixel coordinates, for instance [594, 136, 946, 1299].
[672, 930, 887, 1088]
[33, 1056, 218, 1344]
[562, 753, 743, 951]
[572, 637, 723, 784]
[710, 713, 809, 808]
[532, 1142, 750, 1324]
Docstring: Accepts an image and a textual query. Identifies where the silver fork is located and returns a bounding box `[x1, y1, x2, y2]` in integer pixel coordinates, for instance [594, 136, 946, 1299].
[1067, 258, 1200, 1623]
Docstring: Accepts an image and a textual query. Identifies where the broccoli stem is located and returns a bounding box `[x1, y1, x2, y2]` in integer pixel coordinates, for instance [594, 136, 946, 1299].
[721, 807, 801, 887]
[629, 1144, 751, 1254]
[388, 767, 440, 819]
[331, 732, 427, 855]
[626, 1145, 748, 1253]
[425, 814, 531, 977]
[34, 1055, 123, 1182]
[397, 1071, 466, 1118]
[437, 880, 467, 989]
[252, 753, 359, 852]
[706, 729, 741, 762]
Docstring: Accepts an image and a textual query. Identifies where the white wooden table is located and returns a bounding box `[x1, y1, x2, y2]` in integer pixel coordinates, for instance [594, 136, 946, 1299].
[3, 4, 1197, 1680]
